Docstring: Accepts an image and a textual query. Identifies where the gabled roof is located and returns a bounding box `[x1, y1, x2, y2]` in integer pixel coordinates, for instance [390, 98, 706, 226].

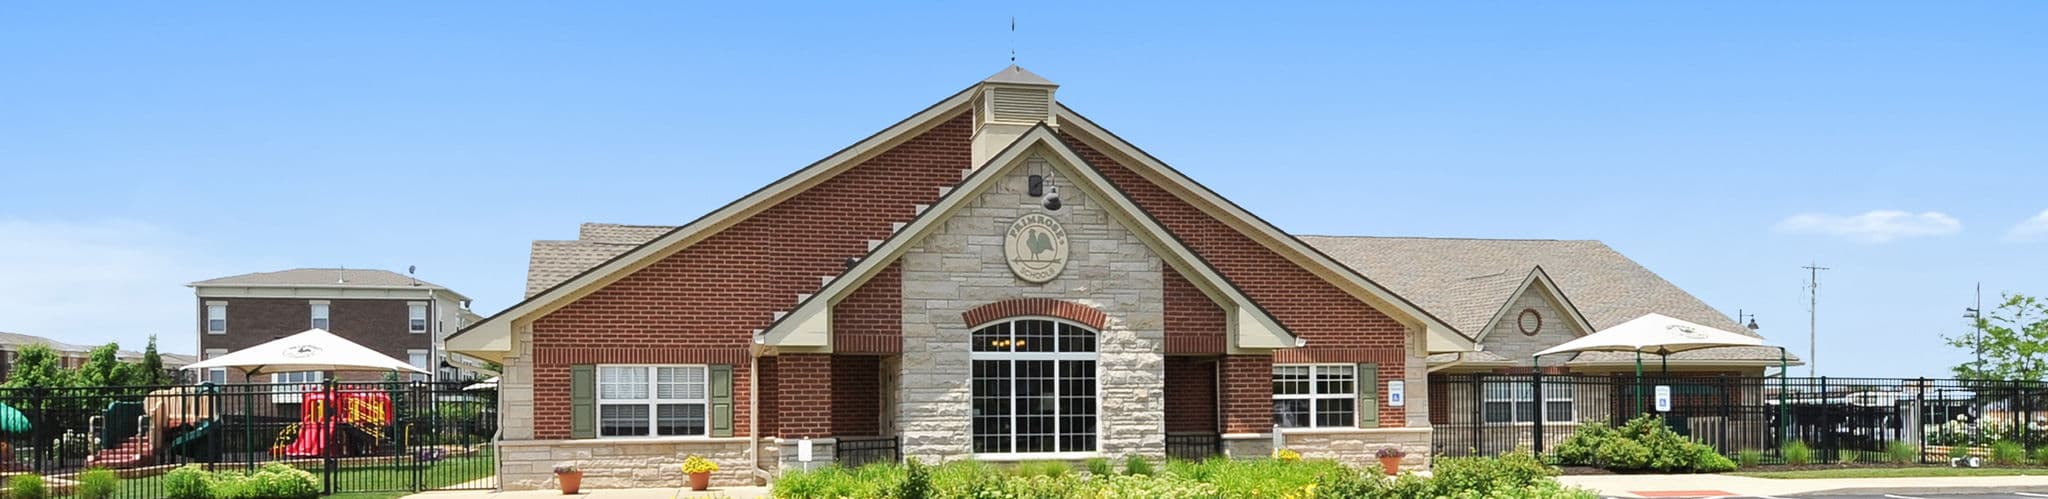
[1299, 236, 1792, 363]
[523, 225, 656, 297]
[190, 268, 461, 296]
[1471, 266, 1596, 344]
[756, 124, 1296, 351]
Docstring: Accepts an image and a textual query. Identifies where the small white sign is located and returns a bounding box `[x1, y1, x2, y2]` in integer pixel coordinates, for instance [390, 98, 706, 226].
[1654, 385, 1672, 412]
[1387, 380, 1406, 407]
[798, 437, 814, 463]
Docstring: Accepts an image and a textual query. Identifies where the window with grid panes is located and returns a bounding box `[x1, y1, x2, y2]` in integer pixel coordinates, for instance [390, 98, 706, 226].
[970, 319, 1097, 455]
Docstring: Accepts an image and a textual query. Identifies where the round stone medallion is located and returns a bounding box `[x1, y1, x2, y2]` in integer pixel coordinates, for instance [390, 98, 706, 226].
[1004, 213, 1069, 283]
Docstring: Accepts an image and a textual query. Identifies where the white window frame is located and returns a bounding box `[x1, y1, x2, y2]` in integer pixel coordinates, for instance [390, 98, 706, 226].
[968, 317, 1101, 459]
[206, 303, 227, 335]
[407, 349, 431, 381]
[270, 371, 325, 403]
[595, 364, 711, 439]
[407, 303, 428, 334]
[203, 348, 228, 385]
[1272, 364, 1358, 429]
[1482, 381, 1576, 424]
[309, 301, 330, 330]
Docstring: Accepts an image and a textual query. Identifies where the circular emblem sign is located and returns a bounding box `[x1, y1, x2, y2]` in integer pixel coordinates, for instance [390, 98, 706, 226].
[1517, 309, 1542, 336]
[282, 344, 323, 359]
[1004, 213, 1069, 283]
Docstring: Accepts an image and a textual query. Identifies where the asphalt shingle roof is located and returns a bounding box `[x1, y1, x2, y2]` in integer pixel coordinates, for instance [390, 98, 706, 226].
[1299, 236, 1791, 363]
[191, 268, 451, 290]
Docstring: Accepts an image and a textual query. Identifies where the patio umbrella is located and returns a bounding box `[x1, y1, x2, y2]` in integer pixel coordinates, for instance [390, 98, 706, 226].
[1532, 313, 1776, 413]
[0, 402, 28, 434]
[180, 328, 429, 378]
[462, 376, 499, 391]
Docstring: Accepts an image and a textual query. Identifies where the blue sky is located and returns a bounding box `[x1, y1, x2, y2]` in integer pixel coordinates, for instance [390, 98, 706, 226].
[2, 2, 2042, 377]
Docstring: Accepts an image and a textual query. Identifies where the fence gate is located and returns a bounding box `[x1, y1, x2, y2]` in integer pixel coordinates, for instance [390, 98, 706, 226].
[3, 380, 497, 498]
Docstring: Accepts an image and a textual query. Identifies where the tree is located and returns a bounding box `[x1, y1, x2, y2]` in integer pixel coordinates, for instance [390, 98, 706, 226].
[137, 335, 171, 386]
[1946, 293, 2048, 381]
[0, 344, 70, 390]
[75, 342, 134, 388]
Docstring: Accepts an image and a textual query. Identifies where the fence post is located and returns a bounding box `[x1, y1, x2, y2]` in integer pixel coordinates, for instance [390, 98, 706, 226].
[1532, 370, 1545, 455]
[1819, 376, 1831, 463]
[1719, 375, 1731, 454]
[29, 387, 46, 475]
[324, 378, 338, 496]
[1470, 374, 1484, 456]
[1916, 377, 1927, 464]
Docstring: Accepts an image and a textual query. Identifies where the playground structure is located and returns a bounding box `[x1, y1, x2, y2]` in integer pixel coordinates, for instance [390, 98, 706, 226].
[87, 386, 218, 468]
[272, 390, 394, 457]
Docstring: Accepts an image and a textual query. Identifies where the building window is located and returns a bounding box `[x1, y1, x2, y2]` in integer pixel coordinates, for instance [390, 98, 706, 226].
[596, 365, 709, 437]
[203, 348, 228, 385]
[1272, 364, 1356, 428]
[309, 302, 330, 330]
[206, 304, 227, 335]
[970, 319, 1098, 455]
[408, 303, 428, 334]
[270, 370, 324, 403]
[408, 349, 430, 381]
[1482, 381, 1575, 423]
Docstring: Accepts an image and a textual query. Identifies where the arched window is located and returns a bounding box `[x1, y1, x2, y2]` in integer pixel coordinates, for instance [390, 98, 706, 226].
[970, 318, 1098, 455]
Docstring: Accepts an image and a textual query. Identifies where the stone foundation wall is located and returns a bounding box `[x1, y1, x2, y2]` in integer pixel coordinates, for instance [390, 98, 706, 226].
[499, 438, 756, 490]
[1279, 428, 1432, 470]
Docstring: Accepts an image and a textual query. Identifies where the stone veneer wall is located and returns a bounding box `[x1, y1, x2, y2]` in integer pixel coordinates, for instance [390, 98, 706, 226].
[896, 156, 1167, 462]
[500, 438, 754, 490]
[1280, 428, 1433, 470]
[1479, 281, 1587, 366]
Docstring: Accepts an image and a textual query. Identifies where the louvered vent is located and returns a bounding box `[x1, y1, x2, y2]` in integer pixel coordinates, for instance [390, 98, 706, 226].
[988, 87, 1052, 124]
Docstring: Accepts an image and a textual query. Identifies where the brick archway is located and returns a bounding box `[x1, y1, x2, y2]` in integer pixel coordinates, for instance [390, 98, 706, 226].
[961, 298, 1108, 330]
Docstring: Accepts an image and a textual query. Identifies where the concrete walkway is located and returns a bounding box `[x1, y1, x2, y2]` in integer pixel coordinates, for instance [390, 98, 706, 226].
[1558, 474, 2048, 497]
[405, 487, 770, 499]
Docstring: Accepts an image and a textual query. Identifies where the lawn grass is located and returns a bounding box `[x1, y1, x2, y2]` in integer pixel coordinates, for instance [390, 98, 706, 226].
[101, 450, 494, 498]
[1731, 467, 2048, 479]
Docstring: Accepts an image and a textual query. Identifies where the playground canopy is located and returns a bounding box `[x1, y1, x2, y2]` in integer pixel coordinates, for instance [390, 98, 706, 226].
[0, 402, 26, 434]
[182, 328, 429, 378]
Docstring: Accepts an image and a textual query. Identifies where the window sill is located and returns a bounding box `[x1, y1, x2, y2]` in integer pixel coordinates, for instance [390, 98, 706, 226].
[974, 451, 1100, 462]
[503, 436, 749, 447]
[1277, 427, 1430, 435]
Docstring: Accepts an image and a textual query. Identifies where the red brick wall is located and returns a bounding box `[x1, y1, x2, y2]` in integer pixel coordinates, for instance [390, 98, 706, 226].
[758, 357, 779, 436]
[1063, 131, 1411, 427]
[1165, 356, 1218, 433]
[775, 353, 834, 438]
[830, 355, 882, 436]
[1163, 269, 1227, 354]
[1219, 355, 1274, 433]
[528, 112, 972, 439]
[834, 263, 903, 354]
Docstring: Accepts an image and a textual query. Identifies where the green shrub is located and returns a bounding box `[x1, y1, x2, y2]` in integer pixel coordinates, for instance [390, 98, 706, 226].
[1121, 455, 1155, 476]
[1889, 441, 1920, 464]
[164, 465, 213, 499]
[1736, 449, 1762, 468]
[1553, 422, 1617, 466]
[1595, 438, 1653, 469]
[1692, 446, 1737, 473]
[7, 474, 45, 499]
[76, 468, 119, 499]
[1783, 440, 1813, 466]
[898, 458, 931, 499]
[1950, 443, 1971, 459]
[772, 455, 1596, 499]
[1084, 457, 1113, 476]
[1991, 440, 2027, 466]
[2033, 446, 2048, 467]
[1011, 460, 1070, 478]
[1432, 449, 1558, 491]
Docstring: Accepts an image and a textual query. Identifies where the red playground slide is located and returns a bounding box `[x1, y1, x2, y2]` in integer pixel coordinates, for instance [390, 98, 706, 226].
[280, 390, 394, 458]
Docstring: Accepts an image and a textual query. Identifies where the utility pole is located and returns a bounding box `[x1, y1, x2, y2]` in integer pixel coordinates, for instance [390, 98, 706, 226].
[1965, 282, 1984, 378]
[1803, 262, 1830, 377]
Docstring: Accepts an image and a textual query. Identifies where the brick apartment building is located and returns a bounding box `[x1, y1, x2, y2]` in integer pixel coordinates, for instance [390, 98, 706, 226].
[0, 331, 195, 383]
[190, 268, 477, 385]
[450, 66, 1478, 490]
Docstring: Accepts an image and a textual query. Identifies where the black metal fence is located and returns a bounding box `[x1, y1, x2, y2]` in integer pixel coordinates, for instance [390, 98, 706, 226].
[1430, 374, 2048, 465]
[0, 381, 496, 497]
[834, 436, 900, 469]
[1165, 433, 1223, 462]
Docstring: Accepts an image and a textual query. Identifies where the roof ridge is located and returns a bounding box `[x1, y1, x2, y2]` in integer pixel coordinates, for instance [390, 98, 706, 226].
[1294, 234, 1597, 243]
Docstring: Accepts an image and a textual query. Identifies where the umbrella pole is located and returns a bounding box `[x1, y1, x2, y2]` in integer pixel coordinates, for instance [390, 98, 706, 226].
[1662, 353, 1668, 374]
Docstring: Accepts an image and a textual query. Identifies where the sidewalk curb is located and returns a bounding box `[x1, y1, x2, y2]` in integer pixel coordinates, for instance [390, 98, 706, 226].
[1795, 485, 2048, 496]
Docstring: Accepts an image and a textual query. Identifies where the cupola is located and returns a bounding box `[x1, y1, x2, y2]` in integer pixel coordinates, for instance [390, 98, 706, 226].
[971, 65, 1058, 167]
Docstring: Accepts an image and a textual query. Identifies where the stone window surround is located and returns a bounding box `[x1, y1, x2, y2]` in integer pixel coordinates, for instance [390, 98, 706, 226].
[967, 317, 1103, 460]
[1272, 363, 1358, 429]
[595, 364, 711, 439]
[961, 298, 1108, 331]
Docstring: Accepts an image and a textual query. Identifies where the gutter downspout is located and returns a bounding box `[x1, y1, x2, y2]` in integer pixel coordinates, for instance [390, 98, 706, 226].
[751, 355, 771, 484]
[1427, 352, 1469, 373]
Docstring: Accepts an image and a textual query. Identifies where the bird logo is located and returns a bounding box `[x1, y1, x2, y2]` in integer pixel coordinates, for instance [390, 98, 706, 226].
[1006, 213, 1068, 283]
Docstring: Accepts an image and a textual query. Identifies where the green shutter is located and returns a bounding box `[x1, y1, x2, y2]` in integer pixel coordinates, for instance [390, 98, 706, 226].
[1357, 364, 1379, 428]
[570, 365, 596, 439]
[710, 364, 734, 437]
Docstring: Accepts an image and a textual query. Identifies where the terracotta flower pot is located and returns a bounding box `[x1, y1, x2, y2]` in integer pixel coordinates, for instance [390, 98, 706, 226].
[1379, 456, 1402, 476]
[689, 471, 712, 491]
[557, 471, 583, 495]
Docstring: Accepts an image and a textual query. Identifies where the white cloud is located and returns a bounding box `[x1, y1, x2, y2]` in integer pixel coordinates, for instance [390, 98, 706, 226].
[1773, 210, 1962, 243]
[0, 219, 246, 355]
[2007, 209, 2048, 242]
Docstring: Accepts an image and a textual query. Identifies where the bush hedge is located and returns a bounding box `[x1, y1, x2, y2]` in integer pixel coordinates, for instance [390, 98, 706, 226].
[7, 474, 46, 499]
[160, 463, 320, 499]
[1554, 415, 1736, 473]
[76, 468, 119, 499]
[772, 451, 1596, 499]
